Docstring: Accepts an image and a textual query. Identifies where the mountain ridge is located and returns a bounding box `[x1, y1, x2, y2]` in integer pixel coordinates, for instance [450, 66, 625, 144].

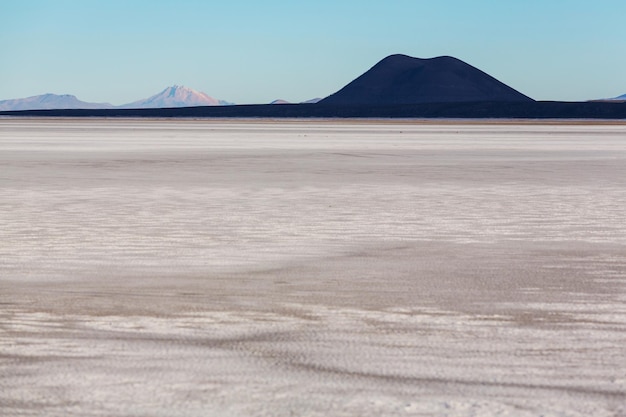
[0, 93, 114, 111]
[0, 86, 231, 111]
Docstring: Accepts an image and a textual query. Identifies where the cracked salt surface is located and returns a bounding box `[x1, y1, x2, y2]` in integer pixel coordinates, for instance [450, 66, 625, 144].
[1, 119, 625, 416]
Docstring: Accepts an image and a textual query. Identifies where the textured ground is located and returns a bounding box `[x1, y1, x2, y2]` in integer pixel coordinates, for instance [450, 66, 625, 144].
[1, 119, 625, 416]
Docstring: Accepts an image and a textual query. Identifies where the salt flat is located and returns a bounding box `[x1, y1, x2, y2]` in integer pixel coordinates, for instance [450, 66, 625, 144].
[1, 118, 625, 416]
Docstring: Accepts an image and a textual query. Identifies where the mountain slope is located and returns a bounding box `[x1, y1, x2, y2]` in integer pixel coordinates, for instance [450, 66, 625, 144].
[121, 85, 229, 108]
[319, 54, 533, 105]
[0, 94, 113, 111]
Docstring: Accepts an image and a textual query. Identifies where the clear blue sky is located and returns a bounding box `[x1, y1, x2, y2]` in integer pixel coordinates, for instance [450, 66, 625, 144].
[1, 0, 625, 104]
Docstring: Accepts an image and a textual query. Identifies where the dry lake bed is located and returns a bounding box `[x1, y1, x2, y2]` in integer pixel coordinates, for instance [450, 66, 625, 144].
[1, 118, 625, 416]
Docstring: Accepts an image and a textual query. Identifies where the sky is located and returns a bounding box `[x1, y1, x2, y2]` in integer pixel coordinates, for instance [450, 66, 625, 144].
[1, 0, 625, 104]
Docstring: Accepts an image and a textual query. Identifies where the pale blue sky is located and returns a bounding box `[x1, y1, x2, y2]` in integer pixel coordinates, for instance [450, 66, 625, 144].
[1, 0, 625, 104]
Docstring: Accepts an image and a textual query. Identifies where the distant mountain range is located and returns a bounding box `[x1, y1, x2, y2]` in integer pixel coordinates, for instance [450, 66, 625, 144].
[0, 85, 231, 111]
[270, 98, 322, 105]
[1, 54, 624, 116]
[600, 93, 626, 102]
[0, 94, 114, 111]
[319, 54, 533, 105]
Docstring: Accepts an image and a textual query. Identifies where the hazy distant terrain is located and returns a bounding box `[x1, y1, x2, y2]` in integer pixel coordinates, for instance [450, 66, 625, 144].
[0, 93, 114, 110]
[1, 119, 625, 417]
[601, 93, 626, 102]
[0, 85, 230, 111]
[119, 85, 232, 108]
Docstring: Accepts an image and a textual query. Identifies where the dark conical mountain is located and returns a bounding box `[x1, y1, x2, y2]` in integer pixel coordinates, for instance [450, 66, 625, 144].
[319, 54, 533, 105]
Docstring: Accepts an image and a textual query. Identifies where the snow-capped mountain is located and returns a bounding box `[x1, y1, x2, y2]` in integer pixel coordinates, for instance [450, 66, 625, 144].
[121, 85, 230, 108]
[0, 93, 113, 111]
